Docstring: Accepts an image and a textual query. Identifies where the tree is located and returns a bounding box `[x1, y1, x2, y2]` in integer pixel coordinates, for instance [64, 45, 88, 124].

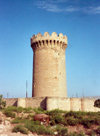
[0, 95, 6, 109]
[94, 99, 100, 108]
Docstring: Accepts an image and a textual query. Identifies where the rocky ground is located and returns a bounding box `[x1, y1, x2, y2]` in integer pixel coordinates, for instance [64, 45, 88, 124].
[0, 110, 100, 136]
[0, 111, 39, 136]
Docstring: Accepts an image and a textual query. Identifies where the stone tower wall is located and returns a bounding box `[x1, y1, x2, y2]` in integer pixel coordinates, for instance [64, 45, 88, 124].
[31, 32, 67, 97]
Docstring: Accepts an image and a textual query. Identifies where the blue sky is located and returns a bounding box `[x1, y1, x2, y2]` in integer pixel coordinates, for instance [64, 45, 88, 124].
[0, 0, 100, 98]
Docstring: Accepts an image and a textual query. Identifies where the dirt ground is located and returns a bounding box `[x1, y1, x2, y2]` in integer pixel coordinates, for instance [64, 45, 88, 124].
[0, 111, 99, 136]
[0, 111, 38, 136]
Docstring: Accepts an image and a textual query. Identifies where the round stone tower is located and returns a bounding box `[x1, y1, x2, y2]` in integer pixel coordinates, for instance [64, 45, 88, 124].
[31, 32, 67, 97]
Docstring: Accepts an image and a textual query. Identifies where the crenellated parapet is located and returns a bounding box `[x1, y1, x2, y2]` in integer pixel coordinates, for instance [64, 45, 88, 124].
[31, 32, 67, 50]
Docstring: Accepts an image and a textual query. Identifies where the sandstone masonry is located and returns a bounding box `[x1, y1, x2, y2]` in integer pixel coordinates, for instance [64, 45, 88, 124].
[31, 32, 67, 97]
[3, 97, 100, 112]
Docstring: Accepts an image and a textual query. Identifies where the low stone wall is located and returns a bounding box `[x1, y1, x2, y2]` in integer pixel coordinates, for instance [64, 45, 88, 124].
[81, 98, 100, 112]
[3, 97, 100, 112]
[3, 97, 46, 110]
[70, 98, 81, 111]
[3, 98, 18, 107]
[46, 97, 70, 111]
[25, 97, 46, 109]
[46, 97, 100, 112]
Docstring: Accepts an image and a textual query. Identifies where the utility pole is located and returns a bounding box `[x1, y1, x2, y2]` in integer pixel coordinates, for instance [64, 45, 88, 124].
[76, 92, 78, 98]
[26, 80, 28, 98]
[7, 92, 9, 98]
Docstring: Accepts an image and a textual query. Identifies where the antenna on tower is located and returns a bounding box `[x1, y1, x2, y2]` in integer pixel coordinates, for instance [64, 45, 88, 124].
[26, 80, 28, 98]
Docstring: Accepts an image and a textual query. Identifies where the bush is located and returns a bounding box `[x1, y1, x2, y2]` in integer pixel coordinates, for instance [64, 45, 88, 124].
[65, 111, 86, 119]
[16, 107, 23, 113]
[55, 125, 68, 136]
[47, 109, 65, 116]
[25, 120, 36, 132]
[66, 117, 79, 126]
[80, 118, 93, 128]
[23, 107, 33, 113]
[4, 110, 16, 118]
[36, 125, 53, 135]
[69, 132, 85, 136]
[12, 117, 21, 124]
[4, 106, 23, 113]
[69, 132, 77, 136]
[77, 132, 85, 136]
[34, 107, 46, 114]
[0, 95, 6, 109]
[12, 125, 28, 134]
[12, 117, 26, 124]
[94, 99, 100, 108]
[25, 121, 53, 135]
[69, 132, 79, 136]
[12, 117, 40, 125]
[50, 114, 65, 125]
[26, 113, 34, 120]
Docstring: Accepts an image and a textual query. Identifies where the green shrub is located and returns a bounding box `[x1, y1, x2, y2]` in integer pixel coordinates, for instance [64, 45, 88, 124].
[12, 117, 40, 125]
[34, 107, 46, 114]
[65, 111, 86, 118]
[55, 115, 65, 123]
[26, 113, 34, 120]
[25, 121, 36, 132]
[4, 110, 16, 118]
[36, 125, 53, 135]
[12, 117, 20, 124]
[12, 117, 24, 124]
[23, 107, 33, 113]
[87, 112, 96, 116]
[80, 118, 93, 128]
[50, 114, 65, 125]
[12, 125, 28, 134]
[55, 125, 68, 136]
[47, 109, 65, 116]
[25, 121, 53, 135]
[94, 99, 100, 108]
[4, 106, 23, 113]
[4, 106, 17, 112]
[16, 107, 23, 113]
[50, 119, 56, 126]
[69, 132, 85, 136]
[0, 95, 6, 109]
[69, 132, 78, 136]
[78, 132, 85, 136]
[66, 117, 79, 126]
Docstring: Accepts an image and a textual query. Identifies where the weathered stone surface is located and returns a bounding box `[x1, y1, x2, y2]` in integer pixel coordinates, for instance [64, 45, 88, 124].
[31, 32, 67, 97]
[3, 97, 100, 112]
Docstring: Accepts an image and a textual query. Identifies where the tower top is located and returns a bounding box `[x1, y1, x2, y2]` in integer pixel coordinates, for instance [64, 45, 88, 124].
[31, 32, 68, 50]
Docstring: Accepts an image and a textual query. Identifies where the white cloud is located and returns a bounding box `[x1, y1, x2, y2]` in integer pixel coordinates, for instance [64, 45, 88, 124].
[88, 6, 100, 14]
[36, 1, 62, 12]
[65, 6, 79, 12]
[36, 1, 79, 13]
[35, 0, 100, 14]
